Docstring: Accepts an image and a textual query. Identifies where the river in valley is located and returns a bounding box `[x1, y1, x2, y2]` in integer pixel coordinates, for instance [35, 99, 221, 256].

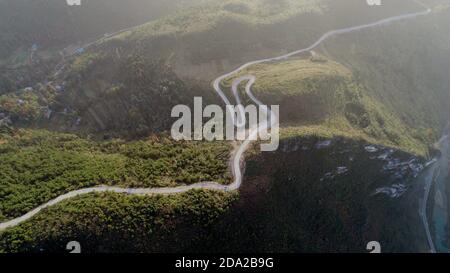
[432, 131, 450, 253]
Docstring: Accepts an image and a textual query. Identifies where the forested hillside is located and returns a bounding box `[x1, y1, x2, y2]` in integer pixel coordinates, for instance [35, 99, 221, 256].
[1, 0, 450, 253]
[0, 0, 214, 94]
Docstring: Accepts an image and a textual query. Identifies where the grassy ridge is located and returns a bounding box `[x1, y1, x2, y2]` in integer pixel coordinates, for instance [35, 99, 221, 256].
[226, 57, 432, 155]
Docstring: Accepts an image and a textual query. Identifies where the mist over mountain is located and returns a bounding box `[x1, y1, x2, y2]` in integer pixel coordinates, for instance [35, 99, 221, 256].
[0, 0, 212, 60]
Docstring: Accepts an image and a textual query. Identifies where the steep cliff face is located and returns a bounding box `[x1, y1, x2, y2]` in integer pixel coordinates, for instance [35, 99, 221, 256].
[205, 136, 430, 252]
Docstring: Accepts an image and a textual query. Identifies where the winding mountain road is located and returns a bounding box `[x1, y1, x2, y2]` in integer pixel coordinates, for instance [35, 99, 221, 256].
[0, 5, 432, 231]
